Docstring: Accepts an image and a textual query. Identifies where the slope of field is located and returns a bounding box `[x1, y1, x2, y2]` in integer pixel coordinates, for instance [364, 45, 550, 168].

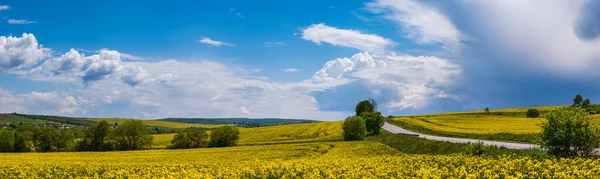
[1, 141, 598, 178]
[391, 106, 600, 143]
[87, 118, 228, 129]
[0, 114, 48, 125]
[394, 115, 543, 135]
[150, 121, 343, 148]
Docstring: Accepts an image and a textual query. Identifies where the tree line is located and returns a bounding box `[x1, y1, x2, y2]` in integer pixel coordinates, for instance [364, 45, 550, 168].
[0, 119, 242, 153]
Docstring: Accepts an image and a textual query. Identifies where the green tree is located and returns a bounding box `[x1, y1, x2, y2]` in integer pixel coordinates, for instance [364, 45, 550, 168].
[526, 108, 540, 118]
[78, 120, 112, 151]
[582, 98, 591, 109]
[13, 127, 34, 152]
[573, 94, 583, 107]
[169, 127, 208, 149]
[484, 107, 490, 115]
[0, 129, 15, 152]
[355, 100, 374, 116]
[361, 112, 384, 135]
[343, 116, 366, 141]
[209, 126, 240, 147]
[112, 120, 153, 150]
[541, 108, 600, 157]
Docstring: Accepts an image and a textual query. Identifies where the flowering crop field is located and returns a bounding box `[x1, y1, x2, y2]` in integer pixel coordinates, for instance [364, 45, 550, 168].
[1, 141, 600, 178]
[394, 115, 544, 135]
[394, 113, 600, 135]
[150, 121, 343, 148]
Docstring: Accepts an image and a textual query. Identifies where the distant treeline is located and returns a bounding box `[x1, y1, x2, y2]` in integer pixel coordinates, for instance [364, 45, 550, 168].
[160, 118, 315, 127]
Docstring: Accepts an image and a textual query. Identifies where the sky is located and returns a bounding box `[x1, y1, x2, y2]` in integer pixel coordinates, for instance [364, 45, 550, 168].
[1, 0, 600, 120]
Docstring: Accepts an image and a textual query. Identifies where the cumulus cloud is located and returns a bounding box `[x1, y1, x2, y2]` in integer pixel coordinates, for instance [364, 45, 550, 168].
[26, 48, 149, 86]
[301, 23, 395, 52]
[8, 19, 37, 24]
[367, 0, 459, 46]
[312, 52, 461, 110]
[0, 89, 84, 115]
[197, 37, 235, 47]
[0, 33, 50, 71]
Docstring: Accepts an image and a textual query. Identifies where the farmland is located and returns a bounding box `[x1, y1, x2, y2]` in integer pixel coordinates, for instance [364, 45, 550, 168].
[390, 106, 600, 143]
[2, 106, 600, 178]
[1, 141, 600, 178]
[87, 118, 228, 129]
[150, 121, 343, 148]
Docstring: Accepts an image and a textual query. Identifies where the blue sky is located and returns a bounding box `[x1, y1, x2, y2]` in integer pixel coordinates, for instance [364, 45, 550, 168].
[1, 0, 600, 120]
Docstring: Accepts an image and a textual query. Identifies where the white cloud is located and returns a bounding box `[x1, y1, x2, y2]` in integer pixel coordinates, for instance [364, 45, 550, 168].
[0, 33, 50, 71]
[8, 19, 37, 24]
[0, 89, 84, 115]
[116, 51, 143, 61]
[0, 5, 9, 11]
[197, 37, 235, 47]
[367, 0, 459, 46]
[312, 52, 461, 110]
[281, 68, 300, 72]
[301, 23, 395, 52]
[252, 69, 263, 72]
[367, 0, 600, 78]
[25, 48, 149, 86]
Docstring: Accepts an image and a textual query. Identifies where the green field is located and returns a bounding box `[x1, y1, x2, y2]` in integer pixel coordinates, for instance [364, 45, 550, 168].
[0, 114, 50, 125]
[87, 118, 229, 129]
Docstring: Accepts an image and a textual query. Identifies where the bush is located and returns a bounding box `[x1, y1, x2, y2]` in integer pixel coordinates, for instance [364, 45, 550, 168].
[343, 116, 366, 141]
[169, 127, 209, 149]
[209, 126, 240, 147]
[361, 112, 384, 135]
[526, 108, 540, 118]
[541, 108, 600, 157]
[464, 141, 491, 156]
[112, 120, 153, 150]
[355, 100, 374, 116]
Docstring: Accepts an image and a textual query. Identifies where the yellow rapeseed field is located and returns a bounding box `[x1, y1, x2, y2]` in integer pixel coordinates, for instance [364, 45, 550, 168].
[87, 118, 228, 129]
[395, 113, 600, 135]
[394, 115, 544, 134]
[1, 141, 599, 178]
[150, 121, 343, 148]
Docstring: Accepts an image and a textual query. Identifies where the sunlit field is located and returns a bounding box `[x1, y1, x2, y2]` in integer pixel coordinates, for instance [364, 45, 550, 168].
[394, 115, 544, 135]
[1, 141, 599, 178]
[150, 121, 343, 148]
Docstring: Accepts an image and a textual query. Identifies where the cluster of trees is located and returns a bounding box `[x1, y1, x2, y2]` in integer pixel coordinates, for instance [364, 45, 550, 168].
[0, 120, 154, 152]
[169, 126, 240, 149]
[343, 99, 385, 141]
[526, 108, 539, 118]
[572, 94, 600, 114]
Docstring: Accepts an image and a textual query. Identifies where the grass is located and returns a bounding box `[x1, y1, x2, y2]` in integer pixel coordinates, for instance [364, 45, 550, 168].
[0, 114, 50, 125]
[87, 118, 228, 129]
[367, 131, 546, 158]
